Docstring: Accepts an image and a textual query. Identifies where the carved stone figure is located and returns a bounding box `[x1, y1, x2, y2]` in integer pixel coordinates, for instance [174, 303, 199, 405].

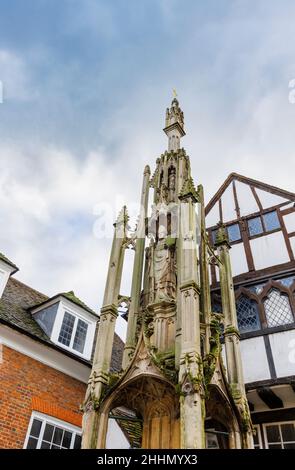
[153, 239, 176, 301]
[168, 167, 176, 191]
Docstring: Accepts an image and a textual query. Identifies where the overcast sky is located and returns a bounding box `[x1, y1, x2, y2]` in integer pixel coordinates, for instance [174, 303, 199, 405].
[1, 0, 295, 339]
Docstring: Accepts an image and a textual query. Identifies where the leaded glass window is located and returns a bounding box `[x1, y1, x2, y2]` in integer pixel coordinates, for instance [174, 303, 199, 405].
[263, 289, 294, 327]
[73, 319, 88, 353]
[247, 216, 263, 236]
[236, 295, 261, 333]
[227, 223, 241, 242]
[58, 312, 75, 346]
[263, 210, 280, 232]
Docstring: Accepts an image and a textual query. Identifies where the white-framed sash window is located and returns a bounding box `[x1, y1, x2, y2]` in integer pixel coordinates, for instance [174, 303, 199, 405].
[263, 421, 295, 449]
[24, 412, 81, 449]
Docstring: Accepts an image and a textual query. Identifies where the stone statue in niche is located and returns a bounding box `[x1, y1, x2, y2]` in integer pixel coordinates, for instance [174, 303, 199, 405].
[157, 184, 168, 204]
[168, 167, 176, 203]
[168, 167, 176, 191]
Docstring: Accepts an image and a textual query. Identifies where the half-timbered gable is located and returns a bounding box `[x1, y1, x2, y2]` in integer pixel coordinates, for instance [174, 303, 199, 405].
[206, 173, 295, 449]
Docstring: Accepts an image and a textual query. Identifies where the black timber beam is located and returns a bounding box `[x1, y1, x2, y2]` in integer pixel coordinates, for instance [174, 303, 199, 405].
[257, 387, 283, 410]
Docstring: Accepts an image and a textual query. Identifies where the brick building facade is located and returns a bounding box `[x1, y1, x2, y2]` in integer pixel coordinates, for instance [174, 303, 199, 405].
[0, 254, 124, 449]
[0, 346, 85, 448]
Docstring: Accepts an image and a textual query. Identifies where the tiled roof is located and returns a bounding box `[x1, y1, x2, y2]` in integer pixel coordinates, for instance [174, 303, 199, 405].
[110, 408, 142, 448]
[30, 290, 98, 317]
[0, 277, 124, 371]
[0, 277, 49, 341]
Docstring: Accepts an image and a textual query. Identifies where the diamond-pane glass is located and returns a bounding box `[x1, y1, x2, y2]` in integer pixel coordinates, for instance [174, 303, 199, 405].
[248, 216, 263, 236]
[263, 211, 280, 231]
[264, 289, 294, 327]
[236, 295, 261, 333]
[227, 223, 241, 242]
[58, 312, 75, 346]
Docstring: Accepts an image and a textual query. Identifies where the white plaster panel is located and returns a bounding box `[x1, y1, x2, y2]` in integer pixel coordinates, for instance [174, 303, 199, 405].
[250, 232, 289, 271]
[289, 237, 295, 261]
[240, 337, 270, 383]
[106, 419, 130, 449]
[255, 189, 288, 209]
[206, 203, 220, 228]
[269, 330, 295, 378]
[220, 184, 236, 222]
[236, 182, 260, 217]
[283, 212, 295, 234]
[229, 243, 248, 276]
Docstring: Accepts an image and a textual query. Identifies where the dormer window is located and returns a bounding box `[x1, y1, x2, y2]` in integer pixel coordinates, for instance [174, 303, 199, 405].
[30, 292, 97, 360]
[58, 312, 88, 354]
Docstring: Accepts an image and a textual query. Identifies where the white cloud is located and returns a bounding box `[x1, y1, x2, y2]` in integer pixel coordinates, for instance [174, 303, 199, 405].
[0, 143, 138, 339]
[2, 1, 295, 342]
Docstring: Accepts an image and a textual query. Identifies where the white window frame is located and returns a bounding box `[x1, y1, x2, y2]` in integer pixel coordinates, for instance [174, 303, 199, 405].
[50, 299, 96, 360]
[263, 420, 295, 449]
[23, 411, 81, 449]
[57, 309, 90, 355]
[253, 424, 263, 449]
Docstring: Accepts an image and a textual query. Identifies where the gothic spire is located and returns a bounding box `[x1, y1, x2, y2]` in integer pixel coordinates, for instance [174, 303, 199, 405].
[163, 95, 186, 151]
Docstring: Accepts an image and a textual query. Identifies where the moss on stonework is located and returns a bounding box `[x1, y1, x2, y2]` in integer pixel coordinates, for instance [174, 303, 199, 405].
[224, 326, 240, 337]
[61, 290, 97, 315]
[229, 383, 253, 433]
[203, 317, 222, 392]
[174, 383, 185, 397]
[108, 372, 121, 389]
[165, 236, 176, 248]
[151, 348, 177, 383]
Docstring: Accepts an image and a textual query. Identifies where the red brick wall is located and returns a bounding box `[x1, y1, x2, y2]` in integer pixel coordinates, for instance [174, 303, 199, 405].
[0, 345, 87, 448]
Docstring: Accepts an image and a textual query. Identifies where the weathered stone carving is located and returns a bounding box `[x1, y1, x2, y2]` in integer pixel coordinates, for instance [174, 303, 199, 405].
[82, 98, 253, 450]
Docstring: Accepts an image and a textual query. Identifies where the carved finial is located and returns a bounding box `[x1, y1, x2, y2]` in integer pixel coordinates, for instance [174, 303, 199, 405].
[164, 95, 185, 151]
[179, 177, 199, 203]
[115, 205, 129, 225]
[165, 97, 184, 130]
[215, 224, 230, 248]
[144, 165, 151, 175]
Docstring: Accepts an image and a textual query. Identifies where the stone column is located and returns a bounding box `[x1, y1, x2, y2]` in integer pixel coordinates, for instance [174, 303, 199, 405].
[82, 206, 128, 449]
[216, 225, 254, 449]
[178, 179, 205, 449]
[198, 184, 211, 356]
[122, 166, 150, 368]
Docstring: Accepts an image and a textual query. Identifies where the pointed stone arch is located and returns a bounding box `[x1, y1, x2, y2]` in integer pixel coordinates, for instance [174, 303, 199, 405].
[206, 384, 242, 449]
